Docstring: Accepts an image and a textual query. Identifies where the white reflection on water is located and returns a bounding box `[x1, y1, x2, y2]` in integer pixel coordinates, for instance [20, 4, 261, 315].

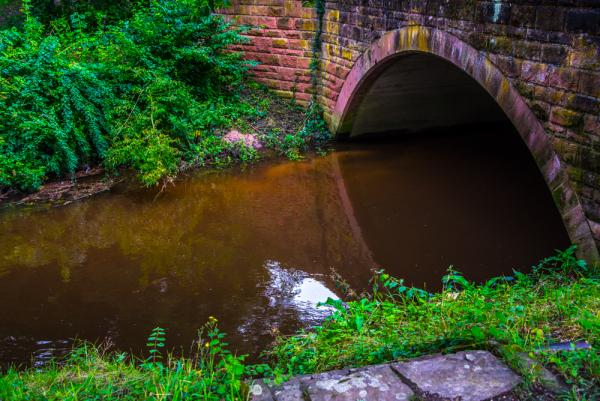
[236, 261, 339, 338]
[264, 260, 338, 321]
[293, 278, 338, 308]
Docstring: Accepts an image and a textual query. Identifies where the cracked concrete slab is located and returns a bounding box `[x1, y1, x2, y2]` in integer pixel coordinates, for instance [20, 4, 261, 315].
[391, 350, 521, 401]
[305, 365, 414, 401]
[249, 379, 275, 401]
[251, 351, 521, 401]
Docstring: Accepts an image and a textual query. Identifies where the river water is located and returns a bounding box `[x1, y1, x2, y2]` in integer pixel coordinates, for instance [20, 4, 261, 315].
[0, 125, 570, 367]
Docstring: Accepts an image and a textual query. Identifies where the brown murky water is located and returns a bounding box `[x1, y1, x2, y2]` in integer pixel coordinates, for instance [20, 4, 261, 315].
[0, 125, 570, 367]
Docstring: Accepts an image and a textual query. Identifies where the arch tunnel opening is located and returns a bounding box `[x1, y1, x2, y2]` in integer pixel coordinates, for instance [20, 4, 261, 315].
[338, 53, 508, 137]
[333, 52, 572, 286]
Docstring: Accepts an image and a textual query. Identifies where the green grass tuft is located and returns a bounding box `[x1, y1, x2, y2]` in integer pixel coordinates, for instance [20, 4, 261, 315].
[269, 246, 600, 400]
[0, 320, 253, 401]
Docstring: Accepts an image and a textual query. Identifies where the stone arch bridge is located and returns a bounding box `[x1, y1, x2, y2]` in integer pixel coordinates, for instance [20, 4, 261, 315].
[221, 1, 600, 261]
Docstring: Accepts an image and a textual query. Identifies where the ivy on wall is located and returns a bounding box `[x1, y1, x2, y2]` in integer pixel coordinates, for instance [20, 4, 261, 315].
[297, 0, 330, 146]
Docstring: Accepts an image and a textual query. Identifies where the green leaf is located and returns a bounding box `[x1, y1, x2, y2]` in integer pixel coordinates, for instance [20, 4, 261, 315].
[471, 326, 485, 341]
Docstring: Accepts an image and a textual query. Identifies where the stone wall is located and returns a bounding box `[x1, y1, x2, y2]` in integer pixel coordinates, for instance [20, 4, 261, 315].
[222, 1, 600, 258]
[220, 0, 319, 104]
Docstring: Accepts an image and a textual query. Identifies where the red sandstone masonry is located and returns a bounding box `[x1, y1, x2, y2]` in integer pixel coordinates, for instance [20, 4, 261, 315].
[222, 0, 600, 256]
[221, 0, 316, 102]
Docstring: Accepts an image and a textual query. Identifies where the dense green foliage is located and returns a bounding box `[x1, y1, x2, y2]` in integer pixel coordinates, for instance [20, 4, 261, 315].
[0, 0, 263, 191]
[0, 0, 150, 28]
[270, 246, 600, 400]
[0, 1, 236, 31]
[0, 0, 331, 193]
[26, 0, 146, 26]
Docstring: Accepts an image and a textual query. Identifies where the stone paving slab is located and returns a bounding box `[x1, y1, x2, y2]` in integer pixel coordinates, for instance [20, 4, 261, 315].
[304, 365, 414, 401]
[392, 350, 521, 401]
[249, 380, 275, 401]
[270, 376, 305, 401]
[251, 350, 521, 401]
[251, 366, 413, 401]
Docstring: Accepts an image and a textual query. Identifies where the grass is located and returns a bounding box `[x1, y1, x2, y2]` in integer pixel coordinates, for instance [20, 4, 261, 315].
[0, 247, 598, 400]
[269, 246, 600, 400]
[0, 319, 254, 401]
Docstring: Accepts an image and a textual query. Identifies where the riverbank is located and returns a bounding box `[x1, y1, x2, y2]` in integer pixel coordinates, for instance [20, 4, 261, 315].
[0, 0, 330, 200]
[1, 247, 597, 400]
[0, 87, 323, 207]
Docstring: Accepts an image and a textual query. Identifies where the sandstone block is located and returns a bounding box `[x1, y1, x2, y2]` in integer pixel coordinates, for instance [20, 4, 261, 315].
[510, 5, 536, 27]
[584, 114, 600, 136]
[578, 71, 600, 98]
[535, 6, 565, 32]
[477, 2, 511, 25]
[541, 44, 567, 65]
[550, 107, 583, 128]
[566, 9, 600, 36]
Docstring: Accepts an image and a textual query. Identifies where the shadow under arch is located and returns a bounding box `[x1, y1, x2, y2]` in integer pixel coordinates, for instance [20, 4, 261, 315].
[329, 26, 599, 261]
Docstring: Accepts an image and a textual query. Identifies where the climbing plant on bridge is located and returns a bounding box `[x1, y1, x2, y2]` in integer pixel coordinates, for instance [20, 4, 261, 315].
[295, 0, 330, 151]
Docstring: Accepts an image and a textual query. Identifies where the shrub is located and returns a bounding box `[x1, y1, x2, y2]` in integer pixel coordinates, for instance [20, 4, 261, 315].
[0, 0, 257, 191]
[23, 0, 146, 27]
[261, 102, 331, 161]
[0, 9, 117, 190]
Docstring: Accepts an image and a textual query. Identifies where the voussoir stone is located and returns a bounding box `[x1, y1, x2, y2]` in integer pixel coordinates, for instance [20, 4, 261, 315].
[392, 350, 521, 401]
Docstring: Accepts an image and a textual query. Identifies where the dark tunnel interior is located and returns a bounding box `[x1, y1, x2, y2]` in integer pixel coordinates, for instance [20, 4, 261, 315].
[338, 53, 509, 138]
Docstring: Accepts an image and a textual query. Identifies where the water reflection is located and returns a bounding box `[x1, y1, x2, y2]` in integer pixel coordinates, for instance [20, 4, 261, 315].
[0, 156, 369, 367]
[265, 261, 338, 320]
[0, 126, 570, 367]
[236, 261, 338, 343]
